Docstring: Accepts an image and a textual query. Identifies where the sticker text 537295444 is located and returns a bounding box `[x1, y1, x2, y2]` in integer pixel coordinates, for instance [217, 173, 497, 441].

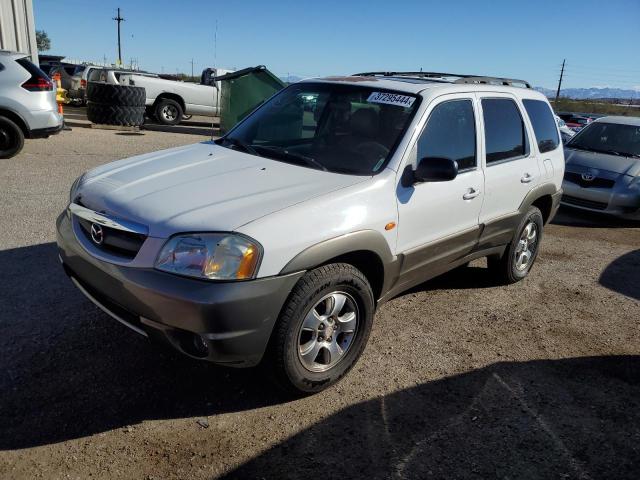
[367, 92, 416, 108]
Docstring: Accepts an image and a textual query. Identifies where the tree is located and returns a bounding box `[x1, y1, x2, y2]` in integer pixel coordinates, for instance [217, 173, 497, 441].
[36, 30, 50, 52]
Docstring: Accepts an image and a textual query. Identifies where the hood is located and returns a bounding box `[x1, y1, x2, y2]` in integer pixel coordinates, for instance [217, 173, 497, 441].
[564, 147, 640, 177]
[76, 142, 368, 237]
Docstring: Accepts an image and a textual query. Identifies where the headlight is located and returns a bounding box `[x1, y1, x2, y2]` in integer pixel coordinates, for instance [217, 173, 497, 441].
[155, 233, 262, 280]
[69, 173, 86, 204]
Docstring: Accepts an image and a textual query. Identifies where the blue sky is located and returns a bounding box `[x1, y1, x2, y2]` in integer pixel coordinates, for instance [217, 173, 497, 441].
[34, 0, 640, 90]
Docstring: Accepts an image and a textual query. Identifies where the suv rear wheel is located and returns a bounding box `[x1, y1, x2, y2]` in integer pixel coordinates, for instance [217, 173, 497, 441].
[0, 116, 25, 159]
[155, 98, 183, 126]
[488, 206, 543, 284]
[270, 263, 374, 395]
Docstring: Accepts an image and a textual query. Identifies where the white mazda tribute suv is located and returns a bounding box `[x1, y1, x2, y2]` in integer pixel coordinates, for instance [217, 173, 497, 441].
[57, 72, 564, 394]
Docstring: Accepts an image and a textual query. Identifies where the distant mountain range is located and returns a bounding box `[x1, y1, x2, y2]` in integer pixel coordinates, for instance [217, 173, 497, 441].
[279, 75, 303, 84]
[535, 86, 639, 100]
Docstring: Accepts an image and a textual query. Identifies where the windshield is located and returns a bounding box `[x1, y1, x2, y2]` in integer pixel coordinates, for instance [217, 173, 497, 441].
[218, 82, 420, 175]
[567, 122, 640, 158]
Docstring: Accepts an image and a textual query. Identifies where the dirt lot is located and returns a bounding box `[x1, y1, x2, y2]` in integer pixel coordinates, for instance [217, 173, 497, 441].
[0, 114, 639, 479]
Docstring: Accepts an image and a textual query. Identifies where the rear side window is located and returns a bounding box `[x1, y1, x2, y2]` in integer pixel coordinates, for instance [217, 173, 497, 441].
[417, 99, 476, 170]
[482, 98, 528, 164]
[16, 57, 50, 80]
[523, 100, 560, 153]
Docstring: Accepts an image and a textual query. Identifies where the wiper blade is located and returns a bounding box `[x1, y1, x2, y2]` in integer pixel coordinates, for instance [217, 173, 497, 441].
[223, 136, 260, 156]
[254, 145, 328, 171]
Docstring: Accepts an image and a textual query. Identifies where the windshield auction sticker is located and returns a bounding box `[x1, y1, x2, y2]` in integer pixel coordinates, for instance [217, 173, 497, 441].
[367, 92, 416, 108]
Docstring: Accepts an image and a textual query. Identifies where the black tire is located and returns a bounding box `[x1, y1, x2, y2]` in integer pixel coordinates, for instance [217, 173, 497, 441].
[488, 206, 544, 284]
[86, 102, 145, 126]
[0, 116, 25, 159]
[86, 82, 146, 107]
[154, 98, 183, 126]
[269, 263, 375, 395]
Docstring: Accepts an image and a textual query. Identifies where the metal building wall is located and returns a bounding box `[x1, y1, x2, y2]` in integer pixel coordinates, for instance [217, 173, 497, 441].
[0, 0, 38, 64]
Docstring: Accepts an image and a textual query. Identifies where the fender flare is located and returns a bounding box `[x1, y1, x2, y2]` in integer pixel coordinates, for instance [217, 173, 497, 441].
[279, 230, 401, 299]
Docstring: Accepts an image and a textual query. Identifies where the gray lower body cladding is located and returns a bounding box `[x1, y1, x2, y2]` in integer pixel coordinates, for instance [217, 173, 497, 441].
[56, 212, 303, 367]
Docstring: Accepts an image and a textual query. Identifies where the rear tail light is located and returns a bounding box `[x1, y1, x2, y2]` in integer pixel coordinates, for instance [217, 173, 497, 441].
[16, 57, 54, 92]
[81, 79, 87, 88]
[21, 77, 54, 91]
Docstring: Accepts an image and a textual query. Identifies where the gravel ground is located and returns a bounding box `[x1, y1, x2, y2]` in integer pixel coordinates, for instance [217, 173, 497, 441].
[0, 114, 638, 479]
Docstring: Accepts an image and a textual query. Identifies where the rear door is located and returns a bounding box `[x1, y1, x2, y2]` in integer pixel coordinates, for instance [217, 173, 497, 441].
[521, 98, 564, 189]
[477, 94, 540, 228]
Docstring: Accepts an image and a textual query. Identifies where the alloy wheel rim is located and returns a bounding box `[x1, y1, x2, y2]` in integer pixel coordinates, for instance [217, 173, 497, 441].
[514, 221, 538, 271]
[297, 292, 359, 373]
[162, 105, 177, 121]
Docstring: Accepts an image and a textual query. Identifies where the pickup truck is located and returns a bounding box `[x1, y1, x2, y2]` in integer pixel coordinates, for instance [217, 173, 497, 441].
[119, 68, 233, 125]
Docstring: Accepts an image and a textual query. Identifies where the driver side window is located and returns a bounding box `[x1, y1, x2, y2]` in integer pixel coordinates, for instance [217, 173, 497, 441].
[417, 99, 477, 171]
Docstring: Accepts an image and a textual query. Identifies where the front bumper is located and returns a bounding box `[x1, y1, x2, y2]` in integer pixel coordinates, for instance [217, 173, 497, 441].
[561, 180, 640, 220]
[56, 212, 303, 367]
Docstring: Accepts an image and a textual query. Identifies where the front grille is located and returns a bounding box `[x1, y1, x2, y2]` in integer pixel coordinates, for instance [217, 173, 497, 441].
[562, 194, 608, 210]
[564, 172, 615, 189]
[77, 217, 146, 259]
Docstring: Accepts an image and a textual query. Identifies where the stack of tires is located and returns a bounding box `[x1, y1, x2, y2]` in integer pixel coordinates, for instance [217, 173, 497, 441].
[86, 83, 146, 127]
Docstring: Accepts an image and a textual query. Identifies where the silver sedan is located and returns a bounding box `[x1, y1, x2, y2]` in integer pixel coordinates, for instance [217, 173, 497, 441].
[562, 116, 640, 220]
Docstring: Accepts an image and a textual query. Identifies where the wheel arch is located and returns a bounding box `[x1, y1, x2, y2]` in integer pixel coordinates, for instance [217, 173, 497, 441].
[0, 108, 29, 136]
[279, 230, 399, 302]
[154, 92, 186, 111]
[519, 183, 560, 225]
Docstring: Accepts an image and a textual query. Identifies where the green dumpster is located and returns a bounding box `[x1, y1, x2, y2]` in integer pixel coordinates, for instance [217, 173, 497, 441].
[214, 65, 286, 133]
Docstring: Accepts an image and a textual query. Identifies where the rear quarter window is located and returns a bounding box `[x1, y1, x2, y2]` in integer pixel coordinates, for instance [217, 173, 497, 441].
[523, 99, 560, 153]
[16, 57, 50, 80]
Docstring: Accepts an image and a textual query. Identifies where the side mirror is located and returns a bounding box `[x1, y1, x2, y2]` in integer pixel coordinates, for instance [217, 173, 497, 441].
[414, 157, 458, 183]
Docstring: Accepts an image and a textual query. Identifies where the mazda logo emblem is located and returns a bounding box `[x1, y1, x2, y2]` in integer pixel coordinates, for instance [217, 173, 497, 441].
[581, 173, 595, 181]
[90, 223, 104, 245]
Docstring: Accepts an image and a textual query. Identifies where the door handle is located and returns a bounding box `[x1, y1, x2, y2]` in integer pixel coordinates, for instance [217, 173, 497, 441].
[521, 173, 533, 183]
[463, 188, 480, 200]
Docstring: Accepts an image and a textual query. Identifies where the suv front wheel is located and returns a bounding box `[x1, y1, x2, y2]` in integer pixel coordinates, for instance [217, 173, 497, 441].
[488, 205, 544, 284]
[270, 263, 374, 395]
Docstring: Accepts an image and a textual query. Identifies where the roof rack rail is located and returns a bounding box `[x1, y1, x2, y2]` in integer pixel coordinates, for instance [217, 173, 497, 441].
[352, 71, 531, 89]
[453, 76, 531, 89]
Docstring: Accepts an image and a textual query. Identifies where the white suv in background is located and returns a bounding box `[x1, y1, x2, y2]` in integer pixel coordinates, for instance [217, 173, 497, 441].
[57, 72, 564, 394]
[0, 51, 63, 158]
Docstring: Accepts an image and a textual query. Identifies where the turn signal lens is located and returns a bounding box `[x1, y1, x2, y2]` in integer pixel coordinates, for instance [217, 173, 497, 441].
[236, 245, 259, 279]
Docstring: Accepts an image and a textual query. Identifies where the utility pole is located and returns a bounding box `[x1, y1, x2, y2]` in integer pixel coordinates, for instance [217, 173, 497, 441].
[189, 58, 195, 80]
[554, 59, 565, 106]
[113, 8, 125, 67]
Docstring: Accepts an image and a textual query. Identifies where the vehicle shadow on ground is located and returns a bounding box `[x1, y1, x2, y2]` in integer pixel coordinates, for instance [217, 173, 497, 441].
[552, 206, 640, 228]
[599, 249, 640, 301]
[0, 242, 285, 450]
[402, 262, 503, 296]
[225, 355, 640, 479]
